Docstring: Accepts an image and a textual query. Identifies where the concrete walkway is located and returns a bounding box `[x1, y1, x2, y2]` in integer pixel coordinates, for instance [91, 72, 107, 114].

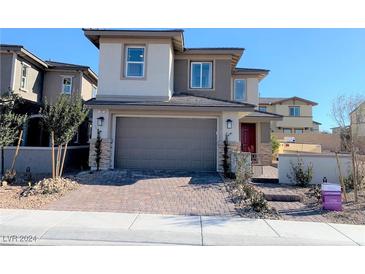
[0, 209, 364, 246]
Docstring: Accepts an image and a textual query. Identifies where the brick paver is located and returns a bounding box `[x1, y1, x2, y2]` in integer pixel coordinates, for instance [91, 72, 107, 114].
[45, 170, 236, 216]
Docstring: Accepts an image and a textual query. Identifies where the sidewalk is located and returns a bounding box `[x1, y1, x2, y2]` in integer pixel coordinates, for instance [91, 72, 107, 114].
[0, 209, 364, 246]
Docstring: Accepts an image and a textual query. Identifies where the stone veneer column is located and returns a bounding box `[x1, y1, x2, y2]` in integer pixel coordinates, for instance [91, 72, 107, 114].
[217, 141, 241, 172]
[89, 138, 113, 170]
[259, 142, 272, 166]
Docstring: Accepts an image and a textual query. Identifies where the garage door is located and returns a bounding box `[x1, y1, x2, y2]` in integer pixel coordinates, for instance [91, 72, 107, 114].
[115, 117, 217, 171]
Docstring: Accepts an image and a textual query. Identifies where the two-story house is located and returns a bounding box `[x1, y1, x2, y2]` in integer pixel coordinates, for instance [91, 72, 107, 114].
[258, 96, 319, 134]
[84, 29, 282, 172]
[0, 44, 98, 146]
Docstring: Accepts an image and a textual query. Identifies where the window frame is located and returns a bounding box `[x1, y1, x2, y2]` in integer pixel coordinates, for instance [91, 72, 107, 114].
[289, 106, 300, 117]
[233, 79, 247, 101]
[20, 63, 30, 91]
[125, 45, 146, 78]
[294, 128, 304, 134]
[259, 106, 267, 112]
[61, 76, 73, 94]
[190, 61, 213, 89]
[92, 85, 97, 98]
[283, 128, 292, 134]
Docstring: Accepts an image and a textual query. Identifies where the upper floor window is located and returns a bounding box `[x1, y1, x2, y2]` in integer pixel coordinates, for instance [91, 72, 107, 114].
[190, 62, 212, 89]
[259, 106, 267, 112]
[289, 106, 300, 117]
[294, 128, 303, 134]
[125, 46, 145, 78]
[20, 64, 29, 90]
[234, 79, 246, 101]
[283, 128, 292, 134]
[62, 76, 73, 94]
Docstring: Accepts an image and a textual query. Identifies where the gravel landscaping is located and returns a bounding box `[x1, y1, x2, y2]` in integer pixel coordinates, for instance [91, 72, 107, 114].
[224, 176, 365, 224]
[0, 175, 79, 210]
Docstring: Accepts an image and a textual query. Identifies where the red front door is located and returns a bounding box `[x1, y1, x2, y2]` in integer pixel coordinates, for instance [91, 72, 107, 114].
[240, 123, 256, 153]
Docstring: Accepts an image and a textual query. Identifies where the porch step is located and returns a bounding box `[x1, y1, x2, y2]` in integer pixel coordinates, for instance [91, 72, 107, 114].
[251, 182, 304, 202]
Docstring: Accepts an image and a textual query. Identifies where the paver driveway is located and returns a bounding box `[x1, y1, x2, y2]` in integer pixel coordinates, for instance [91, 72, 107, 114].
[45, 170, 236, 216]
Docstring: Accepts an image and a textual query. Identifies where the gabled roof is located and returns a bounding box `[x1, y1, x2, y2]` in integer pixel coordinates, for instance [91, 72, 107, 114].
[245, 110, 282, 119]
[259, 96, 318, 106]
[83, 29, 185, 52]
[85, 93, 255, 110]
[0, 44, 98, 83]
[313, 121, 322, 125]
[45, 60, 98, 82]
[0, 44, 48, 68]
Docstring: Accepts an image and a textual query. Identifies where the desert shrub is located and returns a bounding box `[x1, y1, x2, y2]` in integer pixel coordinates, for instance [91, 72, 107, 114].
[231, 153, 269, 212]
[343, 173, 354, 191]
[287, 158, 313, 187]
[271, 135, 280, 154]
[21, 177, 78, 197]
[2, 169, 16, 184]
[307, 184, 322, 203]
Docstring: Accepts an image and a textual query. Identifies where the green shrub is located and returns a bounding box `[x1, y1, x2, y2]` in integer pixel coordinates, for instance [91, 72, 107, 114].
[271, 135, 280, 154]
[287, 158, 313, 187]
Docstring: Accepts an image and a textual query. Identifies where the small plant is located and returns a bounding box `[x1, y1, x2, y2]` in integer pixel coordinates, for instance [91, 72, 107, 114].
[235, 152, 253, 185]
[94, 129, 102, 171]
[271, 135, 280, 154]
[307, 184, 322, 203]
[287, 158, 313, 187]
[222, 137, 230, 177]
[2, 169, 16, 184]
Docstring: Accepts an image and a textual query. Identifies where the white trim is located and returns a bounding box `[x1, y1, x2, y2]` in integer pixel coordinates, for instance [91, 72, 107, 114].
[61, 76, 73, 94]
[190, 61, 213, 89]
[20, 62, 29, 91]
[111, 114, 220, 171]
[125, 46, 145, 78]
[233, 79, 247, 101]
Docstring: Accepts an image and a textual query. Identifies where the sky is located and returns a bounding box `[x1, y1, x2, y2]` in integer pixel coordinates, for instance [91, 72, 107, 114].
[1, 28, 364, 131]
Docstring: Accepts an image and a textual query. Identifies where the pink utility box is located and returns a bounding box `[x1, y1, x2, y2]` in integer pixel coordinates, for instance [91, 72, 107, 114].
[321, 183, 342, 211]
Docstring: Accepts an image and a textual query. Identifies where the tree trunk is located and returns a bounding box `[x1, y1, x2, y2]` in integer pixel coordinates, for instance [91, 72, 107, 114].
[10, 130, 23, 171]
[56, 144, 63, 178]
[51, 132, 55, 179]
[1, 146, 4, 178]
[59, 143, 68, 178]
[335, 152, 347, 202]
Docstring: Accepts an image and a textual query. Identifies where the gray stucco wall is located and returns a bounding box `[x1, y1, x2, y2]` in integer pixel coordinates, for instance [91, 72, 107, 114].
[174, 59, 232, 101]
[1, 146, 89, 174]
[42, 70, 82, 104]
[0, 53, 14, 94]
[13, 56, 44, 103]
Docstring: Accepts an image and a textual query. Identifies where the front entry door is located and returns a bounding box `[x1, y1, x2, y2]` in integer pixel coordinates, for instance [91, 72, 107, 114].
[240, 123, 256, 153]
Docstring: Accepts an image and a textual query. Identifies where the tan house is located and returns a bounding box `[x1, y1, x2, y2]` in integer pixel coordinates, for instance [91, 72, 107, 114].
[0, 44, 98, 146]
[84, 29, 282, 171]
[258, 96, 319, 134]
[351, 101, 365, 137]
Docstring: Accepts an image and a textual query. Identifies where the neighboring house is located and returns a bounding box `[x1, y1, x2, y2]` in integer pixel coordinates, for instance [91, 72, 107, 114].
[83, 29, 282, 172]
[258, 96, 318, 134]
[0, 44, 98, 146]
[350, 101, 365, 138]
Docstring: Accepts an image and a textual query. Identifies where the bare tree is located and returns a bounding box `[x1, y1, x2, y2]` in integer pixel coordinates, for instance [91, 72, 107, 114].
[331, 94, 365, 202]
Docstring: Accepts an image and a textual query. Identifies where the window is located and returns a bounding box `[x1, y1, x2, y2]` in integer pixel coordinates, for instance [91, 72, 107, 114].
[234, 79, 246, 101]
[294, 128, 303, 134]
[190, 62, 212, 89]
[92, 85, 97, 98]
[62, 77, 72, 94]
[283, 128, 292, 134]
[20, 64, 28, 90]
[125, 46, 145, 77]
[289, 106, 300, 117]
[259, 106, 267, 112]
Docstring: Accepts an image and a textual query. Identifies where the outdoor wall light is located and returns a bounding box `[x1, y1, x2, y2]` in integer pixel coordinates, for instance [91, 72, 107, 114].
[226, 119, 233, 129]
[97, 117, 104, 127]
